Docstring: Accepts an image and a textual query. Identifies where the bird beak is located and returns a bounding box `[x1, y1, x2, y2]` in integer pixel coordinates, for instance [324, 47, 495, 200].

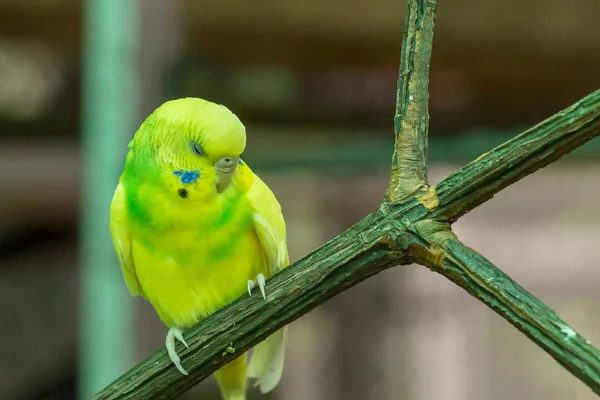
[214, 156, 238, 193]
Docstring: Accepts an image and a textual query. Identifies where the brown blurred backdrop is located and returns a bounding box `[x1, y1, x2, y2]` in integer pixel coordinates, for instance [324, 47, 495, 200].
[0, 0, 599, 399]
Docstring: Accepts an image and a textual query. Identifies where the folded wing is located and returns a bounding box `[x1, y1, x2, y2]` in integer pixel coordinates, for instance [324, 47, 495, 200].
[110, 181, 145, 297]
[244, 167, 289, 393]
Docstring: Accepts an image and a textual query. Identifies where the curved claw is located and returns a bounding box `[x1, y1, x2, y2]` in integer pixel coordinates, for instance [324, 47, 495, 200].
[257, 273, 266, 300]
[247, 274, 267, 300]
[247, 279, 254, 296]
[248, 274, 267, 300]
[166, 327, 189, 375]
[173, 329, 189, 349]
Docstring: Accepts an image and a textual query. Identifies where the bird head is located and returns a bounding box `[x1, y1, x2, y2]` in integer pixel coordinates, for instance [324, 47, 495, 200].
[126, 98, 246, 202]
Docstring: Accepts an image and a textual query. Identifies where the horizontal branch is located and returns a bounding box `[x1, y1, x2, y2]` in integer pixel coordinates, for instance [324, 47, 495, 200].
[431, 89, 600, 222]
[93, 210, 411, 399]
[386, 0, 437, 202]
[408, 220, 600, 394]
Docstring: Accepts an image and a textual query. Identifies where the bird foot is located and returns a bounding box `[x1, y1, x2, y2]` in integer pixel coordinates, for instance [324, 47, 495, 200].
[166, 327, 190, 375]
[247, 273, 267, 300]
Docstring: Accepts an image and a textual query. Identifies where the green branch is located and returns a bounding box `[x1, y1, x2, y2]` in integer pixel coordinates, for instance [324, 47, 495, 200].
[93, 0, 600, 398]
[387, 0, 437, 202]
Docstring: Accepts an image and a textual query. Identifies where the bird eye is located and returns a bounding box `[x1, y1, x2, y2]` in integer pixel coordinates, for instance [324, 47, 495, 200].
[190, 141, 204, 156]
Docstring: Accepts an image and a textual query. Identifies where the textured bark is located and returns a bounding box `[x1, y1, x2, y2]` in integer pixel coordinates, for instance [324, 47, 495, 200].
[93, 0, 600, 398]
[387, 0, 437, 202]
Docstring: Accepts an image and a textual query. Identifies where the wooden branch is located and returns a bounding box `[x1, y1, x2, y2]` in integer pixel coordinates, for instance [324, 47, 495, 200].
[93, 0, 600, 397]
[431, 89, 600, 222]
[408, 220, 600, 394]
[386, 0, 437, 202]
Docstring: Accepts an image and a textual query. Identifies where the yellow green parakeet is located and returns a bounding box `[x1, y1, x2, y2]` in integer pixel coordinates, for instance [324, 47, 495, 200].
[109, 98, 289, 400]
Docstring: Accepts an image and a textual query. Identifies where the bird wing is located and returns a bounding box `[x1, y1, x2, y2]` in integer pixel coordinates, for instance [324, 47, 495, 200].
[245, 167, 289, 277]
[109, 180, 145, 297]
[243, 163, 289, 393]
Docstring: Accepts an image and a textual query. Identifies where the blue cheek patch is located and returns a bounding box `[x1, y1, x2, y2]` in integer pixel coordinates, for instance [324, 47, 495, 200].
[238, 159, 244, 166]
[173, 170, 200, 184]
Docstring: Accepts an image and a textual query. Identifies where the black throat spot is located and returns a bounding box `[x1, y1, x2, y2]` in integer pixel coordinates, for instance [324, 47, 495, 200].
[177, 188, 189, 199]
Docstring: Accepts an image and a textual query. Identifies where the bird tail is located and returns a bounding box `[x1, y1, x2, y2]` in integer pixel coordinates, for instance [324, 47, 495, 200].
[247, 326, 288, 393]
[214, 353, 247, 400]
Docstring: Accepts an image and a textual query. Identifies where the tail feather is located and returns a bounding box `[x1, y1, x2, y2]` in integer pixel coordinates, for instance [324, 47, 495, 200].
[215, 353, 247, 400]
[247, 326, 288, 393]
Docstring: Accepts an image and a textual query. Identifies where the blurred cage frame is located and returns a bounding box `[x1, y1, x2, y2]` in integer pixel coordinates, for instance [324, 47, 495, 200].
[0, 0, 599, 399]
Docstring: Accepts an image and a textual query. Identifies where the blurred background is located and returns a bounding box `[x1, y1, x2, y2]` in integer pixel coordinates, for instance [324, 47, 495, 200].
[1, 0, 599, 399]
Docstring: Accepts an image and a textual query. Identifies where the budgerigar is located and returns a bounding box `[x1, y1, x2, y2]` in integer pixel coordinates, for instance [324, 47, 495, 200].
[109, 98, 289, 400]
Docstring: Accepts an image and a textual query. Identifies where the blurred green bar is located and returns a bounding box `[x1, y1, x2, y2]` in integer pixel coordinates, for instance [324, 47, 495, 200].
[79, 0, 138, 398]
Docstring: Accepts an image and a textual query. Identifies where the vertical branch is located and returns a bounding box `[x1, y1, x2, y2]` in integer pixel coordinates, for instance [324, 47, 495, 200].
[386, 0, 438, 203]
